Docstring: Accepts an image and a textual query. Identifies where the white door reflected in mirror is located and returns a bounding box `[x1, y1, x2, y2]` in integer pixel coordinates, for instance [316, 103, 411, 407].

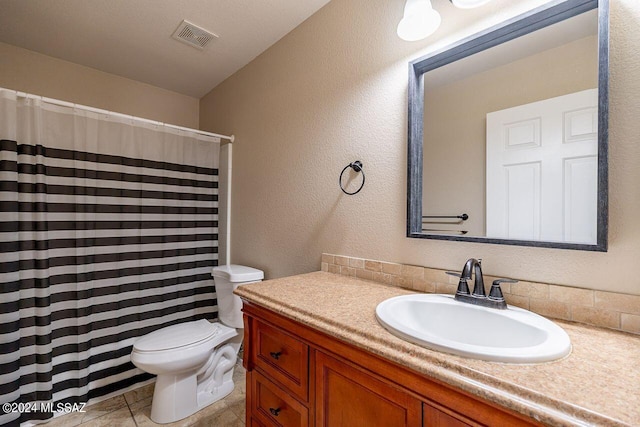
[486, 89, 598, 244]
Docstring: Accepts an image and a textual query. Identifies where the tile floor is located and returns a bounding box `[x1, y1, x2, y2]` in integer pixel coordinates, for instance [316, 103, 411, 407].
[42, 366, 246, 427]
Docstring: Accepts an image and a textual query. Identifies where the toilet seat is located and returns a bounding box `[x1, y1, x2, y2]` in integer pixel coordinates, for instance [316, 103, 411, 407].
[133, 319, 236, 354]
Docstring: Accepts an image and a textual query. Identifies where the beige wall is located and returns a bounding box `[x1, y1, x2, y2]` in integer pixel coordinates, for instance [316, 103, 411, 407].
[0, 42, 199, 128]
[423, 36, 598, 236]
[200, 0, 640, 296]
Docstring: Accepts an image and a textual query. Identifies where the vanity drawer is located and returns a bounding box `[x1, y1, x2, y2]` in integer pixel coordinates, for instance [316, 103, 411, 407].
[251, 370, 309, 427]
[252, 319, 309, 401]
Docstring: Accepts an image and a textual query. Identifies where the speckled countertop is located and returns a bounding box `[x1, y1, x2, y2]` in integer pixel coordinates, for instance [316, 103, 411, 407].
[235, 271, 640, 427]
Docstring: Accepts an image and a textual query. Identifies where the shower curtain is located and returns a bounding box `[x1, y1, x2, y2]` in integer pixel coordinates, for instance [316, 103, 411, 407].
[0, 89, 220, 426]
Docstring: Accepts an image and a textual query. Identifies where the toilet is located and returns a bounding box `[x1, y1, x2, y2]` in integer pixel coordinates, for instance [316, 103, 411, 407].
[130, 264, 263, 424]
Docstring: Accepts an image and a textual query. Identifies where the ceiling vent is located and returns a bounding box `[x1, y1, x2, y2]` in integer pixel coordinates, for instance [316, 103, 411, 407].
[172, 20, 218, 50]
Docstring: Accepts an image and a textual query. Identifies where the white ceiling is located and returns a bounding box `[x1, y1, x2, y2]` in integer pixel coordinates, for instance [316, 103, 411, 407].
[0, 0, 331, 98]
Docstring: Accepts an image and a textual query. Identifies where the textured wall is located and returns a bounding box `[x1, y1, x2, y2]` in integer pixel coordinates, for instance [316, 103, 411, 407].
[0, 42, 199, 128]
[200, 0, 640, 296]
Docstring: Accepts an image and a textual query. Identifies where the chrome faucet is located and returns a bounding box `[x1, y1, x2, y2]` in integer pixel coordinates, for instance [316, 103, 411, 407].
[447, 258, 517, 310]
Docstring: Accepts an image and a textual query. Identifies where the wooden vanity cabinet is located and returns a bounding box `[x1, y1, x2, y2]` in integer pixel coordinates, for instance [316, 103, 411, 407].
[242, 301, 542, 427]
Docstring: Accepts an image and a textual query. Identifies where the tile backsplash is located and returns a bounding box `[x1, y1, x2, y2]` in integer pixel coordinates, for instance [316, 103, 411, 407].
[321, 253, 640, 336]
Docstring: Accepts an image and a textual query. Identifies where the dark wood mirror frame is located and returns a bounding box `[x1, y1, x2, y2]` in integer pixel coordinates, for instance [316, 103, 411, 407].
[406, 0, 609, 251]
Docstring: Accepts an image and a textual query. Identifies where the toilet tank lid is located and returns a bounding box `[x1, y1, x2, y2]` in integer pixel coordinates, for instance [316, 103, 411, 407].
[212, 265, 264, 282]
[134, 319, 219, 352]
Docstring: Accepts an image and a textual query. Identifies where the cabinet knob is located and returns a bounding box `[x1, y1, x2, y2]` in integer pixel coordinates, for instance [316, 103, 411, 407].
[269, 407, 281, 416]
[269, 351, 282, 360]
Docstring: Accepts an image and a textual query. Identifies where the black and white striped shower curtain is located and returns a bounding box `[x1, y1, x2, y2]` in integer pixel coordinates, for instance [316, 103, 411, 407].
[0, 89, 220, 426]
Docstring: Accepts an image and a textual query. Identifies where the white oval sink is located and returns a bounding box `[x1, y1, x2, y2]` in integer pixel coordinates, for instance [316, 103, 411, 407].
[376, 294, 571, 363]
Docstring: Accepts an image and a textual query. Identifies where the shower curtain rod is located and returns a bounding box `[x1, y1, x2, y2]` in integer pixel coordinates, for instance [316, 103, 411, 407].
[4, 87, 235, 142]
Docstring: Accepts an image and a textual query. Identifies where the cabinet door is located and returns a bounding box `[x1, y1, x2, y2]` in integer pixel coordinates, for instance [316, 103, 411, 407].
[315, 351, 422, 427]
[423, 402, 479, 427]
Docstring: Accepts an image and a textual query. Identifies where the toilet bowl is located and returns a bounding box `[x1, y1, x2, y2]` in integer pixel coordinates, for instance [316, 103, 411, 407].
[130, 264, 263, 424]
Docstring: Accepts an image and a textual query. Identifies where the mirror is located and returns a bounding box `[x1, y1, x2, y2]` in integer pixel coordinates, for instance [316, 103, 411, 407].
[407, 0, 609, 251]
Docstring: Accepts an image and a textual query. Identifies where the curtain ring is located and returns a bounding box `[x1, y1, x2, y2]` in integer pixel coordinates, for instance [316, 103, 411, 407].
[339, 161, 365, 195]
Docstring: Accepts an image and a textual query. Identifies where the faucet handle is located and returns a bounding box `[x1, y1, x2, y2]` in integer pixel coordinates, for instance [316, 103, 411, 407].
[492, 278, 518, 285]
[445, 271, 471, 295]
[456, 279, 470, 296]
[445, 271, 471, 296]
[488, 278, 518, 300]
[485, 278, 517, 309]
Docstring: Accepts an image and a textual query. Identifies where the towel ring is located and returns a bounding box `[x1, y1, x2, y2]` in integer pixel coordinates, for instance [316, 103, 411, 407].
[339, 161, 365, 195]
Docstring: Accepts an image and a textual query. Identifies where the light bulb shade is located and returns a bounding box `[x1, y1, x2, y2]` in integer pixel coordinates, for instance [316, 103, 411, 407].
[397, 0, 442, 41]
[449, 0, 492, 8]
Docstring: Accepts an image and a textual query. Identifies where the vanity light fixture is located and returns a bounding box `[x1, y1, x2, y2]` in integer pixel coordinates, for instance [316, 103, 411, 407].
[397, 0, 492, 41]
[397, 0, 442, 41]
[449, 0, 492, 8]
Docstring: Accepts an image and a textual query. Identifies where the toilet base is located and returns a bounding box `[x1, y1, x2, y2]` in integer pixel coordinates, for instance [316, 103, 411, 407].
[198, 377, 235, 408]
[197, 336, 241, 407]
[149, 337, 242, 424]
[149, 376, 237, 424]
[150, 372, 199, 424]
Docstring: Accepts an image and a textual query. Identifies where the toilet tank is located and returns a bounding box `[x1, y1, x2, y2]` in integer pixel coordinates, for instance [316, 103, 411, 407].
[211, 265, 264, 329]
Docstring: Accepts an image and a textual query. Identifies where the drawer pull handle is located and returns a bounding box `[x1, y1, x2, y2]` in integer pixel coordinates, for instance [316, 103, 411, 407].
[269, 351, 282, 360]
[269, 407, 281, 416]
